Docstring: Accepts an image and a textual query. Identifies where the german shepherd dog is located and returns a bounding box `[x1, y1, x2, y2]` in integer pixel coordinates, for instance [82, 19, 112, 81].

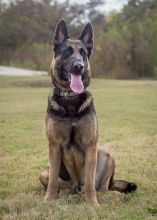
[39, 20, 137, 206]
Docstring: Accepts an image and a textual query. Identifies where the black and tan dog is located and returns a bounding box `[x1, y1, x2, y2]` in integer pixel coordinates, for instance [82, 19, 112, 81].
[39, 20, 137, 206]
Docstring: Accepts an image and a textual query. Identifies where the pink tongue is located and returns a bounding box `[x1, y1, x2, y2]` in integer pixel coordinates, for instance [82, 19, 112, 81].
[70, 74, 84, 94]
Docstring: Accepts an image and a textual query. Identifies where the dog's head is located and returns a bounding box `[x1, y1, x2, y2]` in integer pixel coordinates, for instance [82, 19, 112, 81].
[51, 19, 93, 94]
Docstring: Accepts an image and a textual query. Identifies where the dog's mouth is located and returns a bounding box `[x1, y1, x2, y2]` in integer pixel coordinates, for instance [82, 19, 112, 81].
[69, 73, 84, 94]
[63, 70, 84, 94]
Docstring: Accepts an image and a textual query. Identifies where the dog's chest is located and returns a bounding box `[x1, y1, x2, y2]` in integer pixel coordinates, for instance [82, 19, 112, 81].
[65, 102, 79, 116]
[47, 90, 94, 119]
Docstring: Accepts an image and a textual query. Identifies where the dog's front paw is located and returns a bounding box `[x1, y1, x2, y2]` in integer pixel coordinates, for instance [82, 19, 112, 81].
[71, 185, 78, 194]
[86, 198, 99, 207]
[85, 190, 99, 206]
[76, 185, 84, 195]
[45, 192, 58, 201]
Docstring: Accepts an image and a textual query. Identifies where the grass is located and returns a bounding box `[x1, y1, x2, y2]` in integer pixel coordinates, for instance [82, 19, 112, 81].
[0, 76, 157, 219]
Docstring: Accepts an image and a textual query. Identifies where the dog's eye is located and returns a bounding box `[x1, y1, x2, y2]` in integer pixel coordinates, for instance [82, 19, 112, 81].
[80, 49, 87, 61]
[62, 47, 73, 60]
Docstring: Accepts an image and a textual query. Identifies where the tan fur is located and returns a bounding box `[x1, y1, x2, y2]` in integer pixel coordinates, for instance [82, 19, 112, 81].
[44, 21, 109, 206]
[40, 21, 137, 206]
[45, 106, 99, 205]
[39, 147, 115, 194]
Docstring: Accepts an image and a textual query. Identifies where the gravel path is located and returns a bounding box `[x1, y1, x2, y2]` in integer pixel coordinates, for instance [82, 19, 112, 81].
[0, 66, 48, 76]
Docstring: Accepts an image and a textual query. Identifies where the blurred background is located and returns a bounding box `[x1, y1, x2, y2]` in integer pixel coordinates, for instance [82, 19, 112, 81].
[0, 0, 157, 79]
[1, 2, 157, 218]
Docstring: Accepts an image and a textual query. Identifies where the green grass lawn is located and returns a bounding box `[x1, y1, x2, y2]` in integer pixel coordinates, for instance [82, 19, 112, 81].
[0, 76, 157, 220]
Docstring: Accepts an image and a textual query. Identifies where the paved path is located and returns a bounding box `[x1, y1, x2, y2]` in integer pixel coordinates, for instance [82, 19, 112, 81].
[0, 66, 48, 76]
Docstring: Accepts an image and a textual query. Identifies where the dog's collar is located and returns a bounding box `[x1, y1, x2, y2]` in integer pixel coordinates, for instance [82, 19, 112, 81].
[53, 87, 85, 98]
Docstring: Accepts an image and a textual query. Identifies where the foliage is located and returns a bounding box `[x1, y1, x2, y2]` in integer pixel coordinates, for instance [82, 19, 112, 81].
[0, 0, 157, 78]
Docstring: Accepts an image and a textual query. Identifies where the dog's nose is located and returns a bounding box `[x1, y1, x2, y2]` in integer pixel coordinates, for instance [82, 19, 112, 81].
[73, 62, 84, 71]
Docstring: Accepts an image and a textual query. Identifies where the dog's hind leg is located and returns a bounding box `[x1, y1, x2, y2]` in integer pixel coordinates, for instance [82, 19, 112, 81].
[96, 148, 137, 193]
[39, 167, 49, 189]
[39, 167, 72, 191]
[95, 148, 115, 191]
[63, 155, 80, 194]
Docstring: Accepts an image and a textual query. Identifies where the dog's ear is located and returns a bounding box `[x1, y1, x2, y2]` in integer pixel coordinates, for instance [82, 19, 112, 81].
[53, 19, 69, 49]
[79, 23, 93, 58]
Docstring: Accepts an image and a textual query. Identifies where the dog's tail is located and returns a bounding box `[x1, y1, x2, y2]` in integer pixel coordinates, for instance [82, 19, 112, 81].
[109, 179, 137, 193]
[108, 172, 137, 193]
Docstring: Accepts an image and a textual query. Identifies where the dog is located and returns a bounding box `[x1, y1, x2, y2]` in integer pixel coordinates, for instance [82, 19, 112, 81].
[39, 20, 137, 206]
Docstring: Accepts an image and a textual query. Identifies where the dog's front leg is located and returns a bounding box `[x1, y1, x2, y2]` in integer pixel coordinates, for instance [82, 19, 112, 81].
[85, 146, 98, 206]
[45, 143, 61, 201]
